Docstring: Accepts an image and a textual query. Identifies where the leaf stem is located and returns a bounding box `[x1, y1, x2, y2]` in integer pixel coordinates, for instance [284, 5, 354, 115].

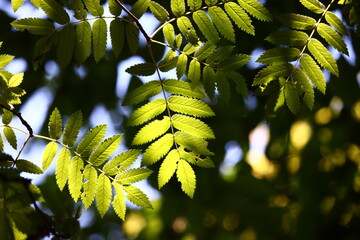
[0, 104, 33, 137]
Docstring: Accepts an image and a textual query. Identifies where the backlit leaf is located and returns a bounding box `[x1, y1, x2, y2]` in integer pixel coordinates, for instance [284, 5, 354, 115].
[96, 173, 112, 217]
[163, 79, 205, 98]
[82, 165, 98, 209]
[75, 21, 91, 65]
[89, 134, 122, 166]
[132, 116, 171, 145]
[317, 23, 348, 54]
[237, 0, 273, 22]
[168, 96, 215, 117]
[131, 0, 150, 19]
[253, 63, 293, 86]
[0, 55, 15, 69]
[76, 124, 106, 158]
[126, 62, 157, 76]
[12, 0, 25, 12]
[16, 159, 43, 174]
[292, 68, 314, 110]
[203, 66, 216, 98]
[172, 114, 215, 139]
[42, 141, 58, 170]
[57, 24, 75, 68]
[300, 53, 326, 93]
[177, 160, 196, 198]
[55, 148, 71, 190]
[11, 18, 54, 35]
[1, 109, 13, 125]
[188, 59, 201, 84]
[285, 81, 300, 114]
[171, 0, 186, 17]
[194, 42, 216, 61]
[40, 0, 70, 24]
[163, 23, 175, 47]
[142, 133, 174, 165]
[113, 183, 126, 220]
[68, 156, 84, 201]
[218, 54, 251, 71]
[277, 13, 316, 30]
[108, 0, 122, 16]
[62, 110, 82, 147]
[188, 0, 202, 11]
[83, 0, 104, 16]
[325, 11, 348, 35]
[176, 53, 188, 78]
[123, 80, 162, 106]
[308, 38, 339, 76]
[265, 30, 309, 46]
[103, 149, 141, 175]
[110, 18, 124, 57]
[158, 149, 179, 188]
[209, 6, 235, 42]
[127, 99, 167, 126]
[193, 10, 220, 43]
[177, 16, 199, 45]
[299, 0, 325, 14]
[225, 2, 254, 35]
[149, 1, 169, 23]
[126, 23, 139, 54]
[257, 47, 301, 65]
[116, 168, 152, 185]
[92, 18, 107, 63]
[123, 185, 152, 208]
[174, 131, 213, 155]
[48, 108, 62, 140]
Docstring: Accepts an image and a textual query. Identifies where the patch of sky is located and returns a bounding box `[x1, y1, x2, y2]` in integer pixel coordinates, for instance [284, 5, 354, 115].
[4, 57, 27, 74]
[219, 141, 243, 177]
[247, 48, 265, 70]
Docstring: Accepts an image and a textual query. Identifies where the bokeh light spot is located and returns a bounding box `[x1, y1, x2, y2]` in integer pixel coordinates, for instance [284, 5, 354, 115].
[172, 216, 188, 233]
[123, 212, 147, 239]
[290, 120, 312, 150]
[315, 107, 332, 125]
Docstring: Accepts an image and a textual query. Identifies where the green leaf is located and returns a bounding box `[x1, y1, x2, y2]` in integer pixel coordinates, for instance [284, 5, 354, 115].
[265, 30, 309, 46]
[237, 0, 273, 22]
[168, 96, 215, 117]
[82, 165, 98, 209]
[180, 148, 214, 167]
[89, 134, 123, 166]
[225, 2, 255, 35]
[177, 16, 199, 45]
[183, 42, 200, 55]
[126, 23, 139, 55]
[203, 66, 216, 98]
[194, 42, 216, 61]
[66, 0, 87, 19]
[292, 68, 314, 110]
[131, 0, 150, 19]
[68, 156, 84, 202]
[317, 23, 348, 54]
[325, 11, 348, 35]
[142, 133, 174, 165]
[127, 99, 167, 126]
[11, 18, 54, 35]
[299, 0, 325, 14]
[285, 81, 300, 114]
[76, 124, 106, 158]
[8, 73, 23, 88]
[2, 109, 13, 125]
[158, 149, 179, 188]
[57, 24, 75, 68]
[158, 56, 178, 72]
[188, 59, 201, 84]
[12, 0, 25, 12]
[176, 160, 196, 198]
[253, 63, 293, 86]
[96, 173, 112, 217]
[123, 185, 152, 208]
[108, 0, 122, 16]
[206, 46, 234, 65]
[274, 85, 285, 112]
[227, 71, 248, 97]
[163, 79, 205, 98]
[307, 38, 339, 76]
[112, 183, 126, 220]
[0, 55, 15, 69]
[132, 116, 171, 145]
[171, 0, 186, 17]
[175, 131, 213, 155]
[62, 110, 82, 147]
[123, 80, 162, 106]
[55, 148, 71, 191]
[205, 0, 217, 5]
[0, 134, 3, 153]
[48, 108, 62, 140]
[257, 47, 301, 65]
[103, 149, 141, 175]
[116, 168, 152, 185]
[75, 21, 92, 65]
[218, 54, 251, 71]
[300, 53, 326, 93]
[110, 18, 125, 58]
[277, 13, 316, 30]
[92, 18, 107, 63]
[42, 141, 58, 170]
[193, 10, 220, 43]
[163, 23, 175, 47]
[149, 1, 169, 23]
[216, 71, 231, 103]
[172, 114, 214, 139]
[40, 0, 70, 24]
[188, 0, 202, 11]
[126, 63, 157, 76]
[176, 53, 188, 79]
[83, 0, 104, 16]
[209, 6, 235, 42]
[16, 159, 43, 174]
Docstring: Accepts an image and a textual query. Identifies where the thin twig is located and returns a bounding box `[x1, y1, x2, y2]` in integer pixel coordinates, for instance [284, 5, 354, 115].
[113, 0, 152, 42]
[0, 104, 33, 136]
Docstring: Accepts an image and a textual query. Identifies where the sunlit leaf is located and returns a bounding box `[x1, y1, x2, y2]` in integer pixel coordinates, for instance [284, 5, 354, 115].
[42, 141, 58, 170]
[96, 173, 112, 217]
[82, 165, 98, 209]
[176, 160, 196, 198]
[68, 156, 84, 201]
[132, 116, 171, 145]
[168, 96, 215, 117]
[76, 124, 106, 158]
[48, 108, 62, 140]
[16, 159, 43, 174]
[89, 134, 122, 166]
[55, 148, 71, 190]
[92, 18, 107, 62]
[158, 149, 179, 188]
[116, 168, 152, 185]
[142, 133, 174, 165]
[127, 99, 167, 126]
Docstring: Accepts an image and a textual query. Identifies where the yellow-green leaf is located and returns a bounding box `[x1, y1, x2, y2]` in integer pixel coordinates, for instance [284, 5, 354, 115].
[16, 159, 43, 174]
[132, 116, 171, 145]
[168, 96, 215, 117]
[82, 165, 98, 209]
[325, 11, 348, 35]
[123, 185, 153, 208]
[116, 168, 152, 185]
[209, 6, 235, 42]
[308, 38, 339, 76]
[158, 149, 179, 188]
[172, 114, 215, 139]
[40, 0, 70, 24]
[11, 18, 54, 35]
[75, 21, 91, 65]
[193, 10, 220, 43]
[163, 79, 205, 98]
[237, 0, 272, 22]
[317, 23, 348, 55]
[103, 149, 141, 175]
[112, 183, 126, 220]
[176, 160, 196, 198]
[62, 110, 82, 147]
[92, 18, 107, 63]
[55, 148, 71, 191]
[42, 141, 58, 170]
[48, 107, 62, 140]
[177, 16, 199, 45]
[89, 134, 123, 166]
[123, 80, 162, 106]
[83, 0, 104, 16]
[127, 99, 167, 126]
[299, 0, 325, 14]
[149, 1, 169, 23]
[68, 156, 84, 202]
[96, 173, 112, 217]
[171, 0, 186, 17]
[76, 124, 106, 158]
[277, 13, 316, 30]
[225, 2, 254, 35]
[300, 53, 326, 93]
[257, 47, 301, 65]
[142, 133, 174, 165]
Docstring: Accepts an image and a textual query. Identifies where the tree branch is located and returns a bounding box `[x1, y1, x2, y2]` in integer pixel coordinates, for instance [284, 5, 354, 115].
[113, 0, 152, 42]
[0, 104, 33, 137]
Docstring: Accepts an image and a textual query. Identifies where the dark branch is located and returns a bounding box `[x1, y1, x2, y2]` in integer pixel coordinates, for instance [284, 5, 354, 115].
[113, 0, 152, 42]
[0, 104, 34, 137]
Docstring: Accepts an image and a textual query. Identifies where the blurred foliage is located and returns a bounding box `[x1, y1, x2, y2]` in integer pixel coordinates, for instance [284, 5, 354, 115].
[0, 0, 359, 239]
